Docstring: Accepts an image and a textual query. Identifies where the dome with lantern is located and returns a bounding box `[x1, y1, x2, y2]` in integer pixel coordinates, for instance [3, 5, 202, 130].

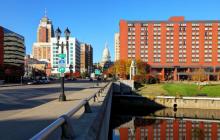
[102, 42, 111, 63]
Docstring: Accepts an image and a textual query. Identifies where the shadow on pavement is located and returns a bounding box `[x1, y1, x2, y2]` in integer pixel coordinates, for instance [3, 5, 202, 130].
[0, 86, 86, 111]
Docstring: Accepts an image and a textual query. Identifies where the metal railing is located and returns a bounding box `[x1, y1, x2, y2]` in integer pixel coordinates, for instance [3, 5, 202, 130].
[31, 82, 111, 140]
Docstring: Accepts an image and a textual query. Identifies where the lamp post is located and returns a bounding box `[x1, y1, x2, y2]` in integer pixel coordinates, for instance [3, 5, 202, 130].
[69, 64, 73, 80]
[44, 64, 47, 77]
[55, 27, 71, 101]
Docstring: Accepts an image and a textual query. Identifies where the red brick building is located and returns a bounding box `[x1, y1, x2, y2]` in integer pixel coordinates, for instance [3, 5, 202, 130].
[119, 16, 220, 81]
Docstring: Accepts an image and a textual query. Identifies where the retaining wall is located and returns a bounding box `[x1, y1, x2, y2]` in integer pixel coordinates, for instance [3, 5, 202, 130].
[154, 96, 220, 109]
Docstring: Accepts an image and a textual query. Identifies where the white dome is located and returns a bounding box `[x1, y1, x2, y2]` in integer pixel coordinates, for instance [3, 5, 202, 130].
[102, 43, 111, 62]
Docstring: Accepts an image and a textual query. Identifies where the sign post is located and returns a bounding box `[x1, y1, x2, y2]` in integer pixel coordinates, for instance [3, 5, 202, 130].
[95, 69, 101, 86]
[58, 53, 66, 101]
[58, 54, 66, 76]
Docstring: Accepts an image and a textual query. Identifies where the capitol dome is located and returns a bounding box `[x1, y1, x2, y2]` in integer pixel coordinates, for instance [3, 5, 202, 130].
[102, 43, 111, 62]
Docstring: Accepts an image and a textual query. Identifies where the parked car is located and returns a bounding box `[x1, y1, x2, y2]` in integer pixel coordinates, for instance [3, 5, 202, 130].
[27, 80, 37, 85]
[41, 79, 50, 84]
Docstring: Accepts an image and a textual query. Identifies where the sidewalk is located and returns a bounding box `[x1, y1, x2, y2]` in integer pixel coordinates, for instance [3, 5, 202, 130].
[0, 83, 22, 88]
[0, 83, 106, 140]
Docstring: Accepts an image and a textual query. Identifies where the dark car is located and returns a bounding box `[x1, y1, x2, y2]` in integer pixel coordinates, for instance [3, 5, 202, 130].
[27, 80, 37, 85]
[97, 77, 102, 81]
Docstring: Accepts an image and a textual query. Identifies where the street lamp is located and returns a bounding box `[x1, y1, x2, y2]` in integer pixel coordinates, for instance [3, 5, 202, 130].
[55, 27, 70, 101]
[44, 64, 47, 77]
[69, 64, 73, 80]
[65, 28, 70, 64]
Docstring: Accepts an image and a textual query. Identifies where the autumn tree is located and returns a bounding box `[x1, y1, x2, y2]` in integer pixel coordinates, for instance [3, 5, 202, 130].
[192, 68, 207, 82]
[104, 59, 149, 82]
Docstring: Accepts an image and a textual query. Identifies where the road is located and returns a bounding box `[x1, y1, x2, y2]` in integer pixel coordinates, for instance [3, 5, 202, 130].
[0, 79, 97, 120]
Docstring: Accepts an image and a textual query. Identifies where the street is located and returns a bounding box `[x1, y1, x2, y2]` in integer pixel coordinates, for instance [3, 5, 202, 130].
[0, 79, 97, 120]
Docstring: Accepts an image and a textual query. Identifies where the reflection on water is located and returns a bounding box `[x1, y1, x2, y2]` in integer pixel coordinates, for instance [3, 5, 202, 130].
[111, 108, 220, 140]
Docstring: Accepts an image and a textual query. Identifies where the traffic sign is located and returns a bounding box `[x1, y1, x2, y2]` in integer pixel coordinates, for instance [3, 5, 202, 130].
[58, 67, 66, 73]
[58, 53, 66, 74]
[59, 59, 65, 64]
[95, 69, 101, 75]
[58, 54, 66, 59]
[91, 73, 95, 78]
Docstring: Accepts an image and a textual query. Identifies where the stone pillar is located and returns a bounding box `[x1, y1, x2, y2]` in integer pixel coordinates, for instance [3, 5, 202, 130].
[161, 68, 165, 81]
[187, 68, 191, 80]
[207, 74, 210, 81]
[187, 68, 190, 72]
[174, 68, 177, 81]
[213, 67, 216, 81]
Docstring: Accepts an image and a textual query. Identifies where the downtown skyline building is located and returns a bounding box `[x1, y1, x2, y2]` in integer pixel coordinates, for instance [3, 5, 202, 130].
[32, 12, 54, 62]
[80, 43, 93, 74]
[119, 16, 220, 81]
[0, 26, 25, 82]
[50, 37, 81, 74]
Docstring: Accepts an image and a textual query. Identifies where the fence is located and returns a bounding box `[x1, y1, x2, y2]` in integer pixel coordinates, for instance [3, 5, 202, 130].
[31, 82, 111, 140]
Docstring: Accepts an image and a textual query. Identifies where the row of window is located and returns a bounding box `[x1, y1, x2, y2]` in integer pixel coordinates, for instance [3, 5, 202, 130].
[129, 45, 220, 49]
[130, 32, 220, 37]
[128, 52, 216, 57]
[128, 23, 220, 27]
[127, 56, 220, 63]
[130, 28, 220, 34]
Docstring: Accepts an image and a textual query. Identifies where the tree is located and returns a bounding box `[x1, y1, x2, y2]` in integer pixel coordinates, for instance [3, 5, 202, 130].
[104, 59, 150, 82]
[192, 68, 207, 82]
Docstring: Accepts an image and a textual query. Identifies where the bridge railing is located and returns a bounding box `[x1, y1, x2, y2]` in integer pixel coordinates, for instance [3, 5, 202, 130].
[30, 82, 111, 140]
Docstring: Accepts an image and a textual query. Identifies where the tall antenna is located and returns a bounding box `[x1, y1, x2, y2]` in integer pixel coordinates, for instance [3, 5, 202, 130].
[44, 8, 47, 17]
[105, 41, 108, 48]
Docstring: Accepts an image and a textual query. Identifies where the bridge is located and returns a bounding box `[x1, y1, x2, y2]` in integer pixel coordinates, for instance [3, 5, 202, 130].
[1, 80, 219, 140]
[0, 81, 114, 140]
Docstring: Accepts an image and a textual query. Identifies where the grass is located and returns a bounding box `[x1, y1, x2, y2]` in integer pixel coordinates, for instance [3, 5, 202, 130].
[138, 83, 220, 97]
[138, 84, 168, 97]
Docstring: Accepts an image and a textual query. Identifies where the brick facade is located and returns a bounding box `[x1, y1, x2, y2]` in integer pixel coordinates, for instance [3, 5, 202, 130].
[119, 16, 220, 81]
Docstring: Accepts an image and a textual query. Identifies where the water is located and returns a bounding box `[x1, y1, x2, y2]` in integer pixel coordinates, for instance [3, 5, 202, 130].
[110, 108, 220, 140]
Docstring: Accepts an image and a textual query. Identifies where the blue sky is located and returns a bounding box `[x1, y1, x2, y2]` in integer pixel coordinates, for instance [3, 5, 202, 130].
[0, 0, 220, 62]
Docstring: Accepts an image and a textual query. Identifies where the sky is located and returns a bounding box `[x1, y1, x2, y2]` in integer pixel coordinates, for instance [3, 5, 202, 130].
[0, 0, 220, 62]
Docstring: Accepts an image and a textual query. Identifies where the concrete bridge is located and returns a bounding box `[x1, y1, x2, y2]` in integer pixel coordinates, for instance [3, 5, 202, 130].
[0, 82, 113, 140]
[2, 80, 218, 140]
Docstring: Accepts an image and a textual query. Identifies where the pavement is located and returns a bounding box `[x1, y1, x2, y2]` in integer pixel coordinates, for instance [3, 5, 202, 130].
[0, 82, 107, 140]
[0, 80, 97, 119]
[0, 83, 22, 87]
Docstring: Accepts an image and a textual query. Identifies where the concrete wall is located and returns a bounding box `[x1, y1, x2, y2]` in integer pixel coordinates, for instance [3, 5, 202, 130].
[86, 83, 113, 140]
[154, 108, 220, 120]
[113, 80, 134, 94]
[120, 80, 134, 90]
[154, 96, 220, 109]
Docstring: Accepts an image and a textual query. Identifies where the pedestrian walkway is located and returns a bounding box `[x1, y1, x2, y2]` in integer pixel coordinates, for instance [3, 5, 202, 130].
[0, 83, 106, 140]
[0, 83, 22, 88]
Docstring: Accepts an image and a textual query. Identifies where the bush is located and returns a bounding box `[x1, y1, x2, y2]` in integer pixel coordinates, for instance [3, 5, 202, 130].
[134, 81, 143, 90]
[133, 75, 146, 83]
[147, 76, 160, 84]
